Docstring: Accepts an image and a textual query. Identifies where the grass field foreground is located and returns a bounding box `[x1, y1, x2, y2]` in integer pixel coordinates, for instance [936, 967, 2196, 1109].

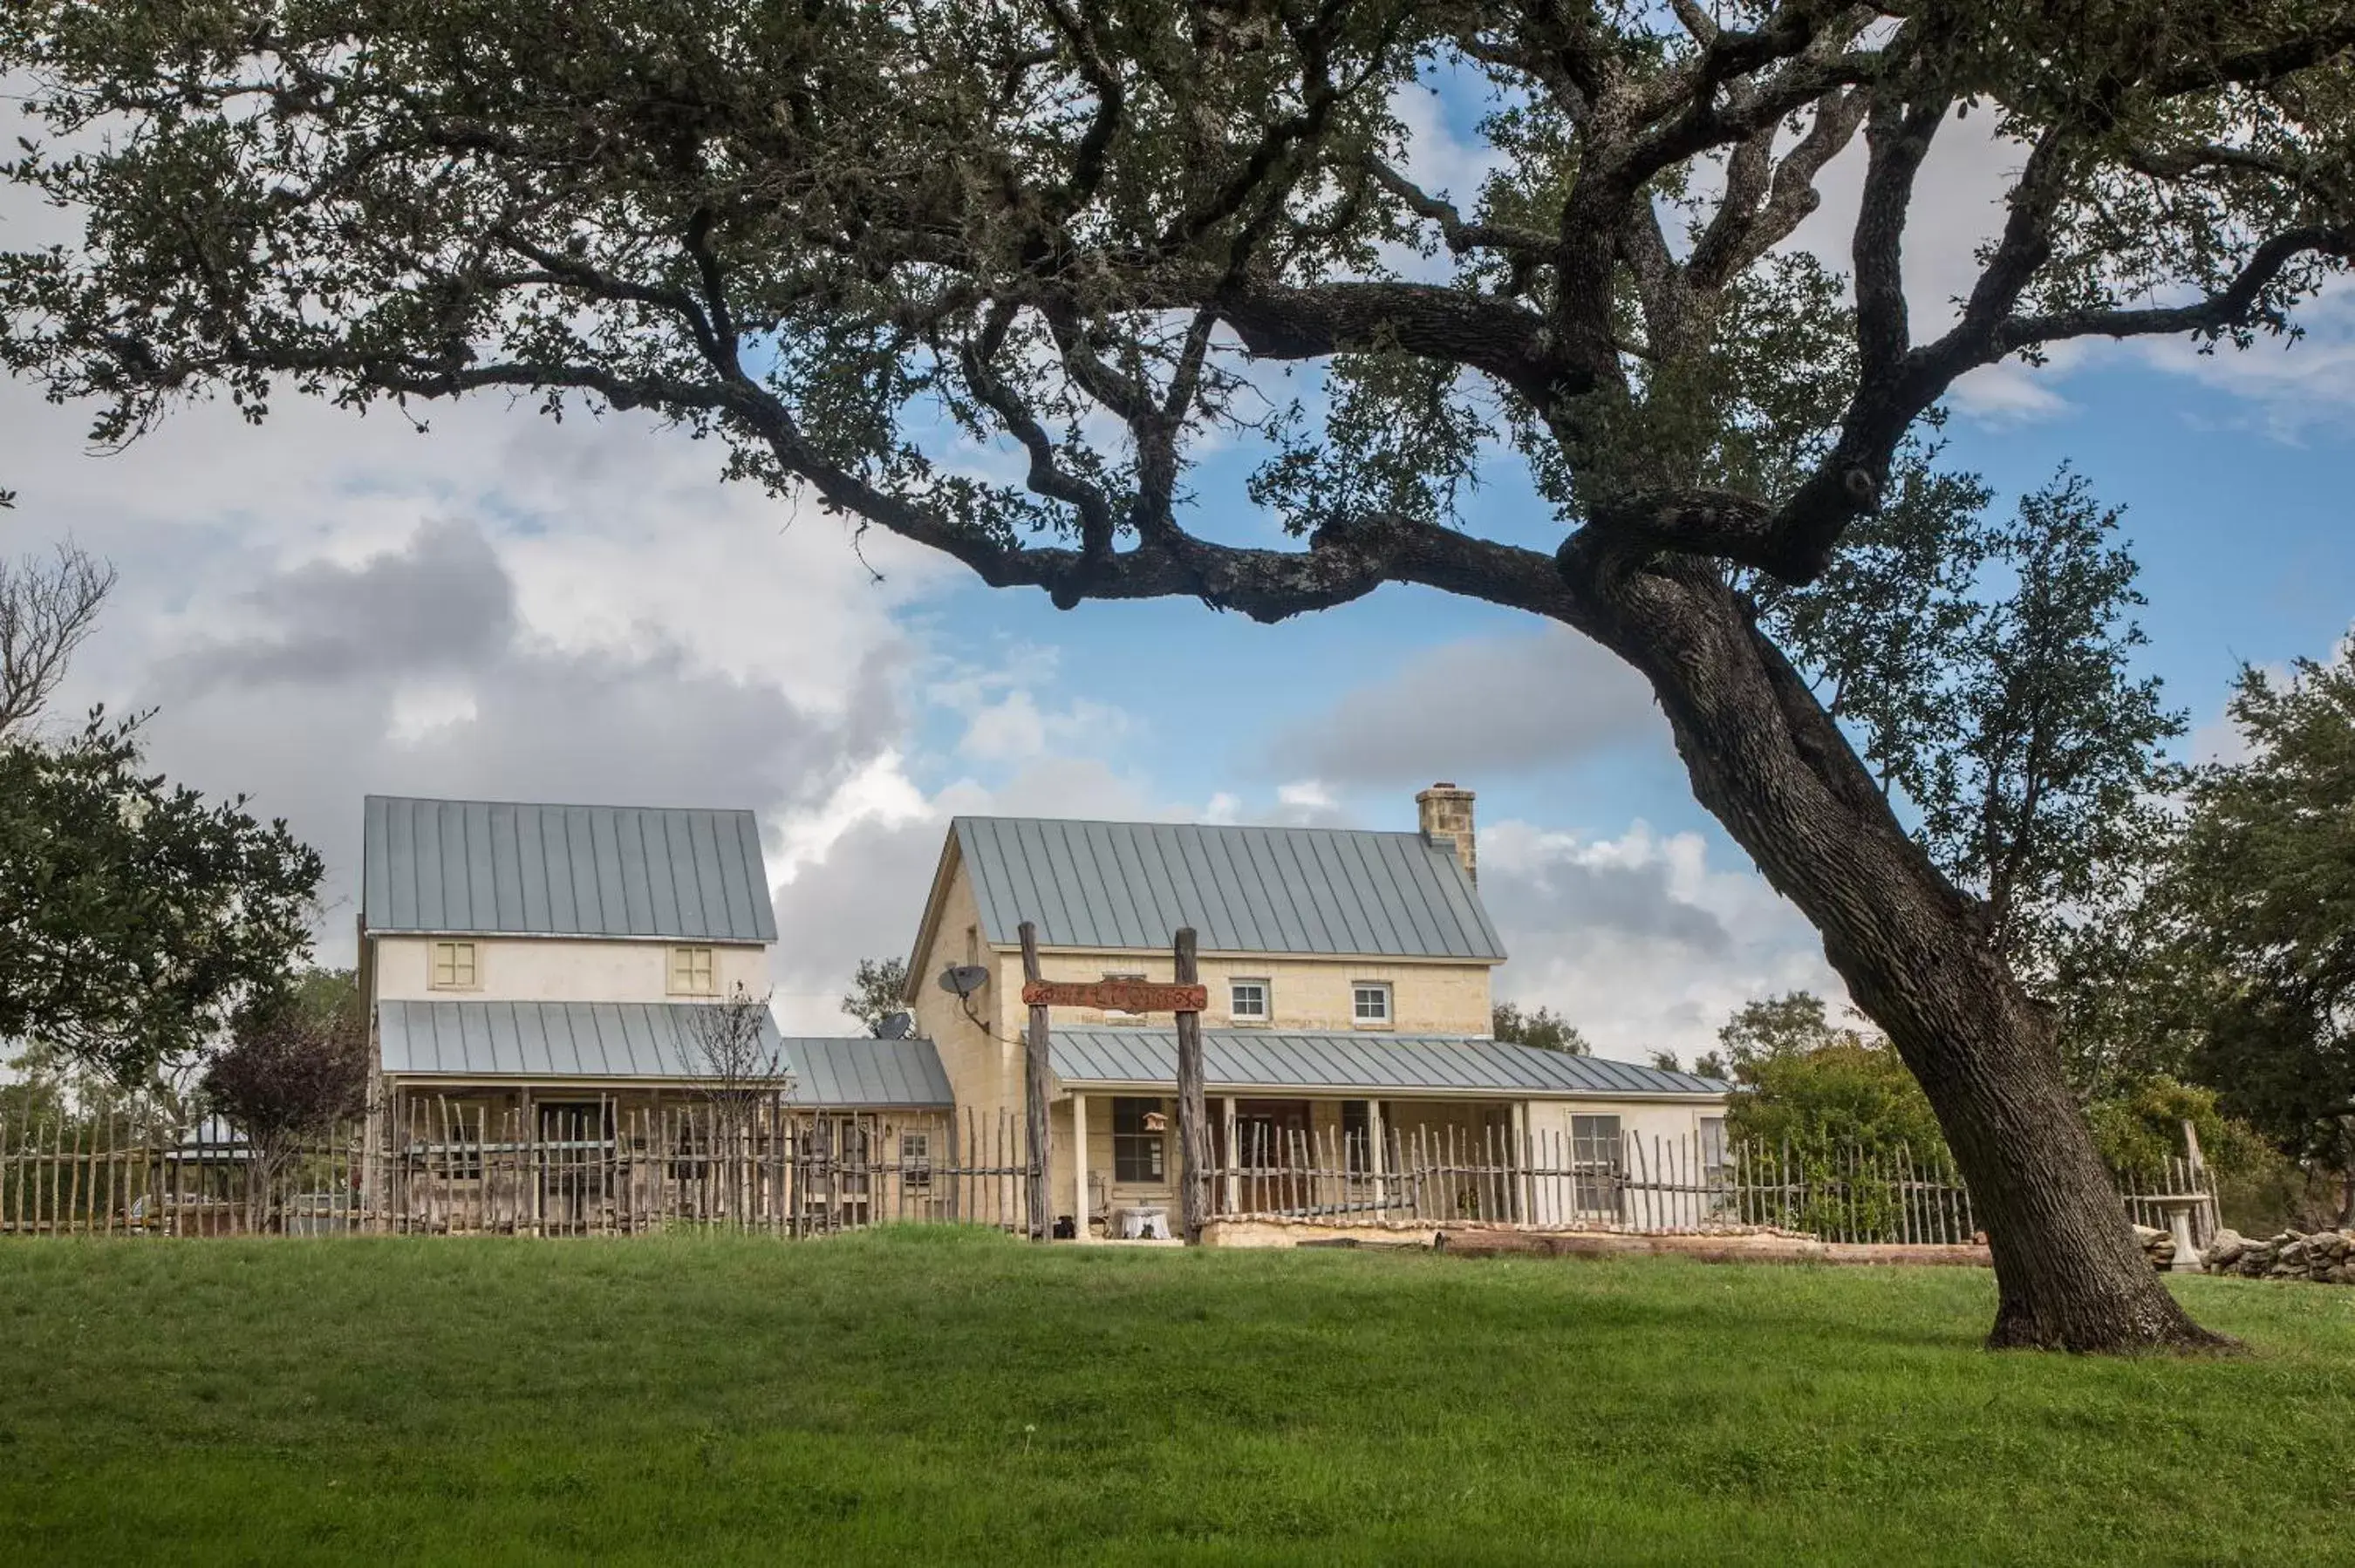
[2, 1229, 2348, 1565]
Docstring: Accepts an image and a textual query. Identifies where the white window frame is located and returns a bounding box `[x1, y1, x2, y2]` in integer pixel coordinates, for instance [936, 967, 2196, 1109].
[1228, 978, 1271, 1025]
[1351, 981, 1393, 1026]
[668, 944, 718, 997]
[429, 940, 479, 992]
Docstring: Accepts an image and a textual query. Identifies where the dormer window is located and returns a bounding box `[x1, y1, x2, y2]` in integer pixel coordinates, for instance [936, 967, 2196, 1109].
[669, 945, 717, 996]
[1352, 982, 1392, 1026]
[430, 941, 479, 991]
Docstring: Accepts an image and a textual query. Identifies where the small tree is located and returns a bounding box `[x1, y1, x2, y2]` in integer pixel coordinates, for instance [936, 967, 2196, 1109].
[840, 957, 910, 1038]
[201, 971, 368, 1231]
[0, 542, 114, 740]
[0, 711, 325, 1083]
[1492, 1001, 1588, 1055]
[679, 984, 788, 1224]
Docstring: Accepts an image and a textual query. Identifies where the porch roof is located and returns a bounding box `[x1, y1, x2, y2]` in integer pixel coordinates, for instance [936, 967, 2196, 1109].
[1048, 1029, 1730, 1100]
[376, 999, 952, 1107]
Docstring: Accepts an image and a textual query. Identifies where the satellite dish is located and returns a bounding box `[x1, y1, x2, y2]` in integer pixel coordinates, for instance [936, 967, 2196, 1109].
[937, 965, 990, 998]
[878, 1012, 914, 1040]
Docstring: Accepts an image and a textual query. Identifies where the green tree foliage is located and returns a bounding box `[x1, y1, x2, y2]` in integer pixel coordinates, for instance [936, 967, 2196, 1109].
[1765, 467, 2183, 965]
[0, 712, 324, 1084]
[201, 969, 369, 1149]
[1491, 1001, 1587, 1054]
[2158, 644, 2355, 1190]
[1714, 992, 1946, 1159]
[841, 957, 910, 1038]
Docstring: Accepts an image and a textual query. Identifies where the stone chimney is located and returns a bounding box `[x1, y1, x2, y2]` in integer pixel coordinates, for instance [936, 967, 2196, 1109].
[1416, 781, 1477, 884]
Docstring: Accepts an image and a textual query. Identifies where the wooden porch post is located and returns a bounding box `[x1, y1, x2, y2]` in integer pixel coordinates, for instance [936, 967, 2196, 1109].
[1221, 1095, 1239, 1215]
[1173, 927, 1210, 1245]
[1019, 920, 1051, 1241]
[1070, 1090, 1089, 1241]
[1367, 1098, 1387, 1219]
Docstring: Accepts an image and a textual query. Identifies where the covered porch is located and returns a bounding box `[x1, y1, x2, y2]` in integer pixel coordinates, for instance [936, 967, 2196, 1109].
[1045, 1028, 1730, 1238]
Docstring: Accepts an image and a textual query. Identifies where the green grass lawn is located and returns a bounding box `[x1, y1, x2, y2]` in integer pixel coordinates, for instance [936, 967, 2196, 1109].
[1, 1231, 2347, 1566]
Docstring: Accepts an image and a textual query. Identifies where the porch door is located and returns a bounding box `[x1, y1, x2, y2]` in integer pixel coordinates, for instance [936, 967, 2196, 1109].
[537, 1101, 611, 1234]
[1227, 1099, 1312, 1215]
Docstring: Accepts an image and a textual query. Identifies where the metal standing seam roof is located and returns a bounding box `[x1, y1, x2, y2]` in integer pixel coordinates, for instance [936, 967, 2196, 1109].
[375, 1000, 953, 1108]
[1048, 1029, 1731, 1098]
[362, 795, 778, 942]
[951, 816, 1505, 960]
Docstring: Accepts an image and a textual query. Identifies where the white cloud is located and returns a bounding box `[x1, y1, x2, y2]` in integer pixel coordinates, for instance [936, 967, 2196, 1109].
[1478, 818, 1844, 1065]
[1270, 624, 1665, 784]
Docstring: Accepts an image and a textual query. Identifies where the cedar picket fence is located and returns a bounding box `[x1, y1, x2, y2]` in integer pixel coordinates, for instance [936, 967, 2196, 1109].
[1, 1107, 2216, 1249]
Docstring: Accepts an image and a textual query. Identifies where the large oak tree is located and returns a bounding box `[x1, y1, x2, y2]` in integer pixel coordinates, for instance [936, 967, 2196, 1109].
[8, 0, 2352, 1348]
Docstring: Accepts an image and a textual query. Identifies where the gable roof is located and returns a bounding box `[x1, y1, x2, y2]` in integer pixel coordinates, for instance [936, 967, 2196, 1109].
[1048, 1029, 1729, 1099]
[363, 795, 777, 942]
[936, 816, 1505, 961]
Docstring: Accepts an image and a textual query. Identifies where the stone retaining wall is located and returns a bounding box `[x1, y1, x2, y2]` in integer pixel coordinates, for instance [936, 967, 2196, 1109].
[2202, 1228, 2355, 1283]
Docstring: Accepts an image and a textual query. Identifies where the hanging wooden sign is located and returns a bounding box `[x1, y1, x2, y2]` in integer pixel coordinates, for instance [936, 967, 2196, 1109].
[1020, 978, 1208, 1013]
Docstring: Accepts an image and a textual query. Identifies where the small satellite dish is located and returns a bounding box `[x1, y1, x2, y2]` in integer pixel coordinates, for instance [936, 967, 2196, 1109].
[877, 1012, 914, 1040]
[937, 965, 990, 999]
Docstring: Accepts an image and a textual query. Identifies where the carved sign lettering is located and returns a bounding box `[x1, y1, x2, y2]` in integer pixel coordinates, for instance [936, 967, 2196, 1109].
[1020, 978, 1209, 1013]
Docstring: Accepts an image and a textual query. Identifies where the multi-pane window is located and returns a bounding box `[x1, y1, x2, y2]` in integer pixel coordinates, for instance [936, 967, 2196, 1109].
[429, 940, 478, 990]
[900, 1131, 932, 1189]
[1571, 1114, 1623, 1216]
[669, 945, 717, 995]
[1112, 1097, 1167, 1183]
[1351, 983, 1392, 1024]
[1229, 979, 1269, 1023]
[1342, 1099, 1375, 1175]
[1698, 1117, 1728, 1176]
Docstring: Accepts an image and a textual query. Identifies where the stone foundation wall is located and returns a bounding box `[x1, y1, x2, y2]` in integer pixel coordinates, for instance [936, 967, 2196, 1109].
[2202, 1228, 2355, 1283]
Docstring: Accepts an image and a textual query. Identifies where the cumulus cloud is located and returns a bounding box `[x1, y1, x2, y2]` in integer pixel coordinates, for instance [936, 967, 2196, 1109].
[1478, 819, 1844, 1063]
[1270, 625, 1665, 785]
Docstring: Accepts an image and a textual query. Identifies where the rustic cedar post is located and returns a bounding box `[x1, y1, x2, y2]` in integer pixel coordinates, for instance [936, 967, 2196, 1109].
[1173, 927, 1210, 1245]
[1019, 920, 1051, 1241]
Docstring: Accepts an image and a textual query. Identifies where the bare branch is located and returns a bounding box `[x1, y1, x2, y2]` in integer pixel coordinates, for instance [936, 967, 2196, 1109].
[1366, 158, 1551, 260]
[0, 542, 116, 738]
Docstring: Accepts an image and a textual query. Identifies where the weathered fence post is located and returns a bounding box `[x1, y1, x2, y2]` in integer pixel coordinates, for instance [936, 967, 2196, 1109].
[1019, 919, 1051, 1242]
[1173, 927, 1210, 1245]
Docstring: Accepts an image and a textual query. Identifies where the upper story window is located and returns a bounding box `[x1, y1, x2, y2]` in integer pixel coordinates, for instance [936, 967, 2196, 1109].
[1229, 978, 1270, 1023]
[1351, 982, 1392, 1026]
[1103, 971, 1147, 1020]
[669, 945, 717, 996]
[429, 940, 479, 991]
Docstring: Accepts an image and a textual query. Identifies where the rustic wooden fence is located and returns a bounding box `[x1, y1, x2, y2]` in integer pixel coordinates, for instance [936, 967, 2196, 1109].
[0, 1103, 1034, 1238]
[1205, 1123, 2218, 1247]
[1, 1108, 2216, 1248]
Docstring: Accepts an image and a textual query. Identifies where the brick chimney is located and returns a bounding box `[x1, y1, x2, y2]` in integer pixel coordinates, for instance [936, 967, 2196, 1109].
[1416, 781, 1477, 884]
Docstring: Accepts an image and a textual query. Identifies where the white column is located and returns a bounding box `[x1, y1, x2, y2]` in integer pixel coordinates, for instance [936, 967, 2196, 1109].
[1366, 1099, 1387, 1217]
[1510, 1101, 1531, 1224]
[1070, 1093, 1089, 1240]
[1222, 1095, 1239, 1215]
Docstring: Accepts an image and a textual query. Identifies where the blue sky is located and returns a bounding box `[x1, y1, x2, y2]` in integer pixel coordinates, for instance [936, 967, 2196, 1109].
[4, 67, 2352, 1063]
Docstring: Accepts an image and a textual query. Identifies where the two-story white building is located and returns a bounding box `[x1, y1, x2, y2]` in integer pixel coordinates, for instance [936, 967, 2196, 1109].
[358, 794, 953, 1226]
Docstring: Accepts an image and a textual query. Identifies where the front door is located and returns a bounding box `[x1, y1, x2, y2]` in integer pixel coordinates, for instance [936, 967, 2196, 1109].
[1225, 1099, 1313, 1214]
[537, 1101, 611, 1234]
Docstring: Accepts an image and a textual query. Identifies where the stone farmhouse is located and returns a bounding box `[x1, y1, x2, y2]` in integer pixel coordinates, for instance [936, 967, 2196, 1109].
[358, 785, 1729, 1236]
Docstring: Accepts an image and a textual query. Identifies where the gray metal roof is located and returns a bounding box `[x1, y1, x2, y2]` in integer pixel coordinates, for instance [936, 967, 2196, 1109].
[1048, 1029, 1730, 1099]
[377, 1000, 951, 1108]
[363, 795, 777, 942]
[952, 817, 1505, 959]
[784, 1036, 955, 1109]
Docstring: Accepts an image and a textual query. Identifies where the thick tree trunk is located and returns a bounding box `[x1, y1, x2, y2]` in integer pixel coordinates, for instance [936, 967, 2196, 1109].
[1570, 560, 2224, 1352]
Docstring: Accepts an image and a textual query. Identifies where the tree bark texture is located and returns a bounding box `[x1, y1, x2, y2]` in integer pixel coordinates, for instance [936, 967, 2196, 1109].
[1019, 920, 1051, 1243]
[1572, 560, 2222, 1352]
